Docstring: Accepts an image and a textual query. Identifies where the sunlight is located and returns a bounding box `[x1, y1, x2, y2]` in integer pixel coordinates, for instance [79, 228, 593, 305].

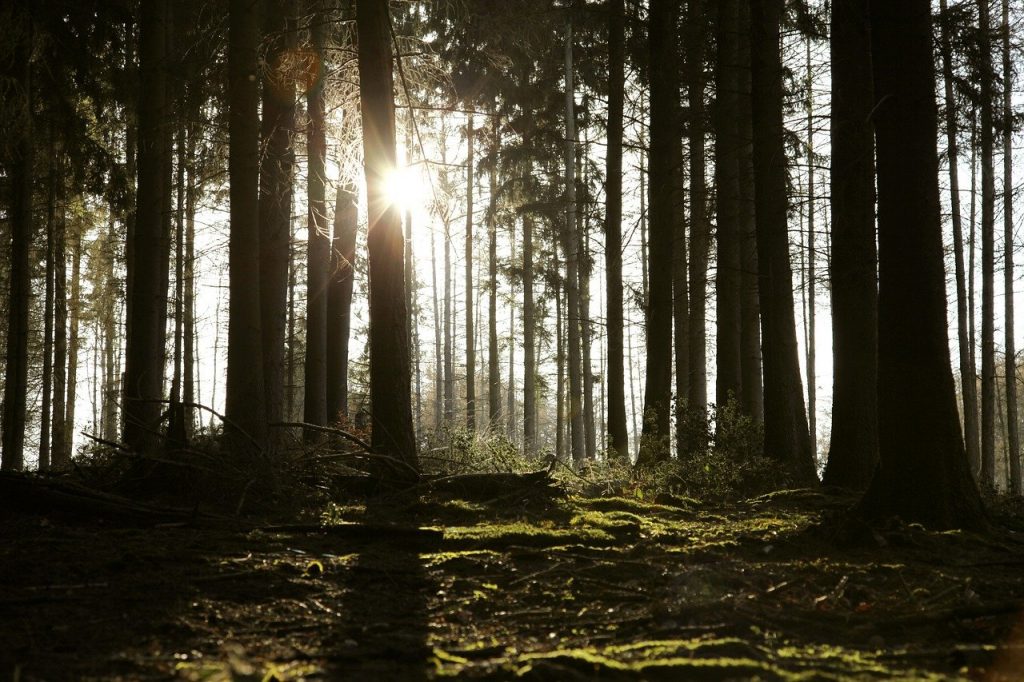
[385, 164, 426, 214]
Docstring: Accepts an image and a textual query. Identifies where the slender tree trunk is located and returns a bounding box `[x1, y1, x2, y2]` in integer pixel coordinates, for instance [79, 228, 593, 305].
[102, 205, 119, 442]
[286, 216, 298, 422]
[672, 109, 690, 454]
[579, 146, 597, 459]
[564, 16, 585, 465]
[737, 0, 763, 422]
[714, 0, 743, 409]
[1001, 0, 1020, 494]
[123, 0, 169, 454]
[39, 134, 56, 471]
[979, 0, 997, 488]
[169, 122, 186, 448]
[225, 0, 267, 451]
[183, 131, 197, 435]
[523, 214, 537, 456]
[260, 0, 296, 440]
[304, 3, 329, 433]
[62, 229, 83, 463]
[357, 0, 418, 469]
[686, 0, 709, 416]
[465, 113, 476, 432]
[444, 214, 454, 425]
[431, 225, 443, 432]
[638, 0, 677, 466]
[507, 225, 517, 446]
[823, 0, 878, 489]
[749, 0, 815, 482]
[52, 182, 68, 467]
[488, 117, 501, 429]
[604, 0, 629, 458]
[858, 0, 985, 528]
[556, 251, 565, 461]
[327, 185, 358, 421]
[937, 0, 981, 480]
[803, 36, 817, 461]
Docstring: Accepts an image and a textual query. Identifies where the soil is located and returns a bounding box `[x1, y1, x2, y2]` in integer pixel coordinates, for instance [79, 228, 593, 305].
[3, 487, 1024, 680]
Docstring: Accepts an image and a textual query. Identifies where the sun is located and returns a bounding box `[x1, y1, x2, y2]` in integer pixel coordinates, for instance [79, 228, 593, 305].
[385, 164, 427, 214]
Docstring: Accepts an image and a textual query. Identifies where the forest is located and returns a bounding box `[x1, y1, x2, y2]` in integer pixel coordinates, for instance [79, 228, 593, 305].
[3, 0, 1024, 678]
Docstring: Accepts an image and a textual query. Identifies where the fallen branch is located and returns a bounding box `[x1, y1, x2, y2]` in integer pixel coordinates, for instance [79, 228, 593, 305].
[269, 421, 372, 451]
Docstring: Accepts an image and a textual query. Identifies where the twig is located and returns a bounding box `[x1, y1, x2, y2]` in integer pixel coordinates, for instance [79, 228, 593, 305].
[81, 432, 131, 453]
[131, 398, 264, 455]
[270, 421, 372, 451]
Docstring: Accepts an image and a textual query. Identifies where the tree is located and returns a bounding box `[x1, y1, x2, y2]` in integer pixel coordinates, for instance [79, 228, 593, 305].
[857, 0, 985, 528]
[259, 0, 296, 439]
[327, 185, 358, 422]
[224, 0, 267, 450]
[1000, 0, 1019, 495]
[822, 0, 877, 489]
[603, 0, 628, 459]
[686, 0, 709, 417]
[978, 0, 996, 487]
[465, 113, 476, 431]
[749, 0, 815, 482]
[356, 0, 418, 471]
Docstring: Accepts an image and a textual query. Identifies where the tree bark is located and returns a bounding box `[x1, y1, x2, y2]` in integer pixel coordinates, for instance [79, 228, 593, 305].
[604, 0, 629, 459]
[52, 181, 68, 467]
[978, 0, 997, 488]
[327, 185, 358, 422]
[39, 134, 56, 471]
[1001, 0, 1019, 494]
[62, 228, 83, 464]
[638, 0, 678, 466]
[858, 0, 986, 528]
[686, 0, 709, 417]
[488, 117, 502, 429]
[523, 214, 537, 457]
[749, 0, 815, 482]
[225, 0, 267, 451]
[822, 0, 878, 490]
[465, 114, 476, 432]
[357, 0, 418, 470]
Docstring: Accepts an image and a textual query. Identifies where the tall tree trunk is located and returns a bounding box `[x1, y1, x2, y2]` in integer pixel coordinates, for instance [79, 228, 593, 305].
[638, 0, 677, 466]
[488, 117, 501, 429]
[431, 225, 443, 431]
[62, 228, 83, 464]
[749, 0, 815, 482]
[39, 134, 56, 471]
[260, 0, 296, 439]
[304, 3, 329, 433]
[327, 185, 358, 421]
[686, 0, 709, 416]
[822, 0, 878, 489]
[523, 214, 537, 457]
[555, 249, 565, 460]
[564, 15, 586, 465]
[169, 122, 186, 448]
[1001, 0, 1020, 494]
[604, 0, 629, 459]
[858, 0, 985, 528]
[123, 0, 169, 454]
[979, 0, 997, 488]
[356, 0, 418, 470]
[803, 36, 817, 462]
[465, 114, 476, 432]
[225, 0, 267, 451]
[714, 0, 743, 409]
[737, 0, 763, 422]
[286, 212, 298, 422]
[672, 109, 690, 454]
[183, 130, 197, 435]
[52, 178, 68, 467]
[444, 213, 454, 425]
[102, 204, 119, 442]
[507, 222, 517, 446]
[937, 0, 981, 481]
[579, 143, 597, 459]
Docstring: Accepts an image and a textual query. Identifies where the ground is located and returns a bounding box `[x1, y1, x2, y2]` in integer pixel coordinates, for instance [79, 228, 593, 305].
[3, 487, 1024, 680]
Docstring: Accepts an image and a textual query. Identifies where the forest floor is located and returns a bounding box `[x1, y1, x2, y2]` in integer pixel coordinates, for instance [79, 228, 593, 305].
[4, 485, 1024, 680]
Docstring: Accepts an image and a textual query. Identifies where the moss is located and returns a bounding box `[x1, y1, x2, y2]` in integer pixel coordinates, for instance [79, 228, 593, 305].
[443, 522, 617, 548]
[575, 495, 693, 516]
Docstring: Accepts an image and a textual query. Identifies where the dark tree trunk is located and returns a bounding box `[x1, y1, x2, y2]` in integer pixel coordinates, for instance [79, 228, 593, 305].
[714, 0, 743, 410]
[672, 112, 690, 454]
[52, 195, 67, 467]
[937, 0, 981, 480]
[102, 205, 119, 443]
[39, 135, 56, 471]
[604, 0, 629, 459]
[523, 214, 537, 457]
[444, 213, 454, 425]
[858, 0, 986, 529]
[327, 185, 358, 421]
[737, 1, 763, 422]
[169, 122, 186, 448]
[465, 114, 476, 432]
[123, 0, 169, 454]
[979, 0, 997, 487]
[488, 117, 502, 429]
[637, 0, 677, 466]
[304, 3, 329, 433]
[62, 229, 83, 464]
[564, 16, 585, 465]
[260, 0, 296, 439]
[1003, 0, 1020, 494]
[686, 0, 709, 416]
[356, 0, 418, 471]
[749, 0, 815, 482]
[183, 129, 197, 435]
[225, 0, 267, 450]
[431, 226, 443, 432]
[822, 0, 878, 489]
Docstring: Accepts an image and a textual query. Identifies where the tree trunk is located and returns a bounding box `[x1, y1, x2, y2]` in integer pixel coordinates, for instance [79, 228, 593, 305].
[39, 134, 56, 471]
[672, 109, 690, 454]
[979, 0, 997, 488]
[749, 0, 815, 482]
[1001, 0, 1019, 494]
[225, 0, 267, 451]
[803, 36, 817, 462]
[488, 117, 502, 429]
[327, 185, 358, 422]
[523, 214, 537, 457]
[304, 3, 329, 433]
[638, 0, 677, 466]
[737, 0, 763, 422]
[465, 114, 476, 432]
[937, 0, 981, 482]
[169, 122, 186, 448]
[431, 224, 443, 432]
[62, 228, 83, 464]
[714, 0, 743, 410]
[260, 0, 296, 440]
[858, 0, 986, 529]
[822, 0, 878, 490]
[686, 0, 709, 417]
[579, 147, 597, 460]
[444, 212, 454, 425]
[183, 130, 197, 435]
[102, 203, 119, 443]
[123, 0, 169, 454]
[604, 0, 629, 459]
[356, 0, 418, 470]
[52, 172, 68, 467]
